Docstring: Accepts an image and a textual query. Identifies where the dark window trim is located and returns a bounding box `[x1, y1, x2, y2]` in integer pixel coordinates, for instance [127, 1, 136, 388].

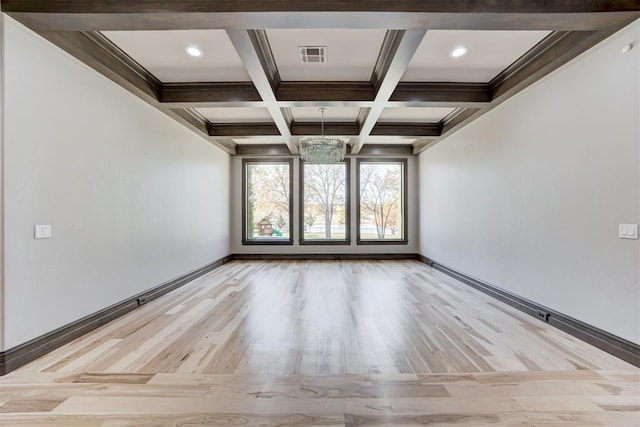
[299, 160, 351, 246]
[356, 158, 408, 245]
[242, 158, 294, 245]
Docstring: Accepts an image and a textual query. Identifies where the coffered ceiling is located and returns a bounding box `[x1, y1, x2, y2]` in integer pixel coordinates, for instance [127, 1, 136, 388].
[401, 30, 551, 82]
[2, 1, 639, 156]
[266, 29, 387, 81]
[102, 30, 251, 83]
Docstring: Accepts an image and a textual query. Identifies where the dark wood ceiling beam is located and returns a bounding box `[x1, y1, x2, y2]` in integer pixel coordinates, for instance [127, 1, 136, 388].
[170, 109, 237, 154]
[208, 123, 280, 137]
[371, 123, 441, 137]
[359, 144, 414, 156]
[281, 107, 294, 124]
[5, 2, 639, 31]
[489, 30, 612, 102]
[391, 82, 491, 105]
[415, 28, 621, 154]
[159, 81, 491, 107]
[276, 101, 376, 108]
[249, 29, 281, 91]
[32, 31, 240, 154]
[371, 30, 406, 90]
[236, 142, 416, 157]
[411, 138, 438, 154]
[460, 31, 617, 134]
[291, 122, 360, 136]
[440, 108, 483, 136]
[5, 3, 639, 157]
[169, 108, 209, 135]
[39, 31, 160, 104]
[213, 137, 238, 153]
[160, 83, 262, 107]
[208, 121, 442, 138]
[226, 29, 295, 153]
[8, 1, 640, 14]
[356, 108, 370, 126]
[10, 13, 638, 32]
[277, 82, 375, 102]
[236, 144, 292, 156]
[352, 29, 427, 154]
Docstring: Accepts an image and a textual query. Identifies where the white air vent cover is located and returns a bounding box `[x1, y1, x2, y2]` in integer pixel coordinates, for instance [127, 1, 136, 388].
[299, 46, 327, 63]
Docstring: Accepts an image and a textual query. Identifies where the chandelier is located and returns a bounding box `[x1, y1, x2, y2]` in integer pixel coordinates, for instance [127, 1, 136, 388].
[299, 108, 347, 163]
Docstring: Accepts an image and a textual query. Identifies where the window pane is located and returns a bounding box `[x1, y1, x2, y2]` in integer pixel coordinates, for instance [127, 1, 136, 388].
[302, 163, 347, 241]
[359, 162, 404, 241]
[245, 162, 291, 241]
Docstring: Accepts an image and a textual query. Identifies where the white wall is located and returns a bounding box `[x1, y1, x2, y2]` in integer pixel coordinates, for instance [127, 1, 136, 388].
[419, 20, 640, 343]
[1, 18, 231, 349]
[0, 16, 5, 350]
[229, 156, 419, 254]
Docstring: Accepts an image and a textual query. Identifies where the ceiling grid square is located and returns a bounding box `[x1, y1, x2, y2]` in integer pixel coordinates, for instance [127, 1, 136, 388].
[5, 2, 637, 154]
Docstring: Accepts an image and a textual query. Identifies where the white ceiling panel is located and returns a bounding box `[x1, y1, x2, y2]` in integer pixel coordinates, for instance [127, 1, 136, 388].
[234, 137, 285, 145]
[364, 136, 417, 145]
[102, 30, 251, 82]
[267, 29, 386, 81]
[402, 30, 551, 82]
[379, 107, 455, 123]
[292, 107, 360, 122]
[196, 108, 273, 123]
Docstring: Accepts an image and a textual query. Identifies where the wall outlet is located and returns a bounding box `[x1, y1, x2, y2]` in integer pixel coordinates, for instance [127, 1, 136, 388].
[619, 224, 638, 240]
[34, 224, 52, 239]
[536, 310, 550, 322]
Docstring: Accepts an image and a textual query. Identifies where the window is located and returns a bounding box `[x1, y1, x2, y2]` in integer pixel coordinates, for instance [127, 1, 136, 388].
[300, 162, 349, 244]
[243, 159, 293, 244]
[357, 159, 407, 244]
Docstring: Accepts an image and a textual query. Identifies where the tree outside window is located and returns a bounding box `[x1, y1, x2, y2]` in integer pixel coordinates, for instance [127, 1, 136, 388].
[358, 160, 406, 242]
[301, 162, 348, 243]
[243, 160, 292, 244]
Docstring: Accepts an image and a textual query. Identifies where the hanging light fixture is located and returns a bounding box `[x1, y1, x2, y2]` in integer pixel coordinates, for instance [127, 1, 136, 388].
[299, 108, 347, 163]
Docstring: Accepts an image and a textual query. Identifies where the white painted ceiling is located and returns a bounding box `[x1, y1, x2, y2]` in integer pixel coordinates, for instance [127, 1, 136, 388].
[196, 107, 273, 123]
[234, 137, 285, 145]
[364, 136, 417, 145]
[292, 107, 360, 122]
[379, 107, 455, 123]
[402, 30, 551, 82]
[102, 30, 251, 82]
[101, 28, 554, 149]
[266, 29, 387, 81]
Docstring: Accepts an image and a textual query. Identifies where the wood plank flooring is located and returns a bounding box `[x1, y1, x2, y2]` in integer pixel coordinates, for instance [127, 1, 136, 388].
[1, 260, 638, 425]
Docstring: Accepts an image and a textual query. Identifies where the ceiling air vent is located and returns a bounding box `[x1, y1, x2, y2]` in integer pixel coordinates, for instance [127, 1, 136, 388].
[299, 46, 327, 63]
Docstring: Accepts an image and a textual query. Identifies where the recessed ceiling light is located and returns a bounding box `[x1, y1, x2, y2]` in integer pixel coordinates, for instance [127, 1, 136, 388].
[621, 43, 634, 54]
[450, 46, 469, 58]
[185, 46, 203, 57]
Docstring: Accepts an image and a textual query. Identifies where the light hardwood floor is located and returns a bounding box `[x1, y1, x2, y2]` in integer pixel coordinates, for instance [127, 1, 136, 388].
[0, 260, 638, 426]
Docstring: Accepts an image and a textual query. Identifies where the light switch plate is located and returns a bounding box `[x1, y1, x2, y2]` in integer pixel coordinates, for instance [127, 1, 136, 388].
[619, 224, 638, 240]
[34, 224, 52, 239]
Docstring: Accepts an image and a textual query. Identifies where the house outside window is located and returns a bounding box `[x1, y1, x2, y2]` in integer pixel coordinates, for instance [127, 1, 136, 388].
[243, 159, 293, 245]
